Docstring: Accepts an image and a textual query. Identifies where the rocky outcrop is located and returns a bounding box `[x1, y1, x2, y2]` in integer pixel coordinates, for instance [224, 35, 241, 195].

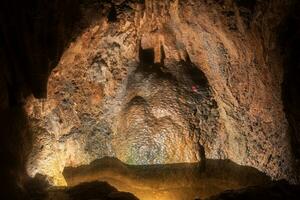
[24, 0, 298, 185]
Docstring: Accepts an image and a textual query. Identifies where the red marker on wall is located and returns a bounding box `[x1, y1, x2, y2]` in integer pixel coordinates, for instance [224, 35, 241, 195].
[192, 85, 198, 92]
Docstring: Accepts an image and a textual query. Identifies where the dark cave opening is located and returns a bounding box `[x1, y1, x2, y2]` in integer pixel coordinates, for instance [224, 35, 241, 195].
[108, 5, 118, 22]
[280, 1, 300, 160]
[139, 47, 155, 66]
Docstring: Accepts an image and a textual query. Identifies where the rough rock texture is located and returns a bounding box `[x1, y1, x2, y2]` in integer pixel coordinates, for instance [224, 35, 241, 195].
[25, 6, 218, 184]
[24, 0, 297, 185]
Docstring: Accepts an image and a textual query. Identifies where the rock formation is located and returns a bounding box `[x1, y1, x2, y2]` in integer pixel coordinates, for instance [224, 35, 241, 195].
[1, 0, 300, 199]
[24, 0, 296, 185]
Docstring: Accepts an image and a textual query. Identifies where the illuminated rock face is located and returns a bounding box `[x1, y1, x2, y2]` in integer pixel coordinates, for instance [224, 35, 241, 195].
[113, 59, 219, 165]
[25, 0, 295, 185]
[25, 21, 218, 185]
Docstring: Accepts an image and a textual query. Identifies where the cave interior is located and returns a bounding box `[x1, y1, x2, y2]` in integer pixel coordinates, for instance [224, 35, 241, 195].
[1, 0, 300, 199]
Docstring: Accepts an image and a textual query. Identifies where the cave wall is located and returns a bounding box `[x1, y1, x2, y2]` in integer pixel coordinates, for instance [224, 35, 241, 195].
[25, 3, 215, 184]
[23, 0, 298, 185]
[1, 0, 300, 197]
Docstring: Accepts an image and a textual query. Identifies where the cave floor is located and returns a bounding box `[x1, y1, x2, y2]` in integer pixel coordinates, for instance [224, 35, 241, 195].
[42, 157, 271, 200]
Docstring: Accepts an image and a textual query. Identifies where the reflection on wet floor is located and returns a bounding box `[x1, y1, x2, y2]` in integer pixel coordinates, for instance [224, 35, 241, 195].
[60, 157, 271, 200]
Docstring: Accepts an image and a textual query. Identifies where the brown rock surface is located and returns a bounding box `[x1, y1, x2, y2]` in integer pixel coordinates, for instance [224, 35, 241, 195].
[25, 0, 296, 185]
[62, 157, 270, 200]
